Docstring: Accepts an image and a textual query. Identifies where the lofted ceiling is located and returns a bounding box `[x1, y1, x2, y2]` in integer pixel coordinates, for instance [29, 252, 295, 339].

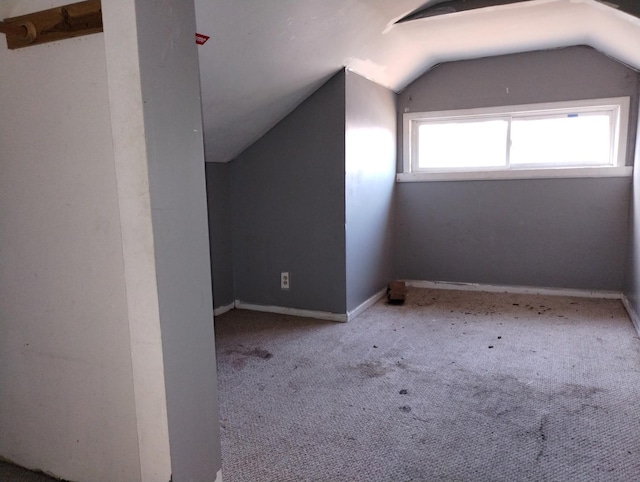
[198, 0, 640, 163]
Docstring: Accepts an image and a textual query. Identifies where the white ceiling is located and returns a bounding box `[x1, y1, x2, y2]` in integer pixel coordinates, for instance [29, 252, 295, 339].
[195, 0, 640, 163]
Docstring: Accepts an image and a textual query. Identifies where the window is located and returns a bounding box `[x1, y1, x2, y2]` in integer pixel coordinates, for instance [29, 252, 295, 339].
[400, 97, 631, 181]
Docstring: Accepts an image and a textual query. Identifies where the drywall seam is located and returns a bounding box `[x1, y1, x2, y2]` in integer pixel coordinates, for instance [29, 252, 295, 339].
[235, 301, 348, 322]
[622, 295, 640, 337]
[347, 288, 387, 322]
[102, 2, 171, 480]
[405, 280, 622, 299]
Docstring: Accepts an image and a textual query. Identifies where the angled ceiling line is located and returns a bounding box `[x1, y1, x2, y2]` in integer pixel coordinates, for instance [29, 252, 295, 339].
[194, 0, 640, 162]
[395, 0, 640, 23]
[396, 0, 535, 23]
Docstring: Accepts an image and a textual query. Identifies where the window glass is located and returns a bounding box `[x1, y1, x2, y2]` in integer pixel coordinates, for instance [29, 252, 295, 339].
[417, 119, 508, 169]
[510, 114, 611, 167]
[402, 97, 629, 180]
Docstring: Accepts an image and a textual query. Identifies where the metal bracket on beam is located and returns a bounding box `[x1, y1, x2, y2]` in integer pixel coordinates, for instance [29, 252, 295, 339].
[1, 0, 102, 50]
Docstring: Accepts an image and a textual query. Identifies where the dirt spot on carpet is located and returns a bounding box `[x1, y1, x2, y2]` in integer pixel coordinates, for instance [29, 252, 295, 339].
[355, 361, 390, 378]
[231, 357, 247, 370]
[248, 348, 273, 359]
[225, 347, 274, 367]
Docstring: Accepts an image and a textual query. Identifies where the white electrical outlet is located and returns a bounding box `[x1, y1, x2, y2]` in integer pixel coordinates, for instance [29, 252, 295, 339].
[281, 272, 290, 290]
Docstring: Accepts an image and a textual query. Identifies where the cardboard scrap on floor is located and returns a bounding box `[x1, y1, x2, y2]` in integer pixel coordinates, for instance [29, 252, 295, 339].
[388, 280, 406, 304]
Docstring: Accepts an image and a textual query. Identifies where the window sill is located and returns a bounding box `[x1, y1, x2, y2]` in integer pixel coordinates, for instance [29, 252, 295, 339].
[396, 166, 633, 183]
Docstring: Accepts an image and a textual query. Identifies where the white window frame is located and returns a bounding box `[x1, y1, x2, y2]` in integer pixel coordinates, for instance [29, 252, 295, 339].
[399, 97, 632, 182]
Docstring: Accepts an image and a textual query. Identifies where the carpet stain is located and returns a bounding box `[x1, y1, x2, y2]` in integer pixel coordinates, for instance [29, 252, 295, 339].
[248, 348, 273, 359]
[535, 415, 548, 462]
[354, 361, 390, 378]
[225, 347, 274, 369]
[552, 383, 602, 400]
[230, 357, 247, 370]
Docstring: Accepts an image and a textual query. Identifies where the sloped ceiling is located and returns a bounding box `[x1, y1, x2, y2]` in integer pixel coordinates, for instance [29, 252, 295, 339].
[195, 0, 640, 163]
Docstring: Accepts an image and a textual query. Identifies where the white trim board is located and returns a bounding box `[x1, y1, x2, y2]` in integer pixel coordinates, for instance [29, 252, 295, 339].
[215, 469, 223, 482]
[404, 280, 622, 300]
[622, 295, 640, 338]
[213, 302, 235, 317]
[235, 300, 348, 323]
[233, 288, 388, 323]
[397, 166, 632, 183]
[347, 288, 387, 321]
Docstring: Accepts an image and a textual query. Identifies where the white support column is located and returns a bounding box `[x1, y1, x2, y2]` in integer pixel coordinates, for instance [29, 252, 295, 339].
[102, 2, 172, 480]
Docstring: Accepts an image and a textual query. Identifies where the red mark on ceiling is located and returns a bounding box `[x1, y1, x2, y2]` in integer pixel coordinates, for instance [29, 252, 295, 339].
[196, 33, 210, 46]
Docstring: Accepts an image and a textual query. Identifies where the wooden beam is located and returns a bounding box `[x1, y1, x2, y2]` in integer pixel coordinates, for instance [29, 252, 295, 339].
[2, 0, 102, 50]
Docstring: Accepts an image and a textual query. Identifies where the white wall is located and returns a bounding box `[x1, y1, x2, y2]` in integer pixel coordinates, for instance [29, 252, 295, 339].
[0, 0, 222, 480]
[102, 1, 174, 480]
[0, 3, 141, 481]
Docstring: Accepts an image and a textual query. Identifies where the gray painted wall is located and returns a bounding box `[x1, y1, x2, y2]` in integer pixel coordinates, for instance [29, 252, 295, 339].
[345, 71, 397, 312]
[397, 178, 630, 290]
[231, 71, 347, 314]
[396, 47, 637, 291]
[398, 46, 639, 167]
[135, 0, 222, 479]
[207, 163, 235, 309]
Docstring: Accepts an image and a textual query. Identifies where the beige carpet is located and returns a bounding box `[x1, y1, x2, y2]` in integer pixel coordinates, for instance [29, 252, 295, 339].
[215, 288, 640, 482]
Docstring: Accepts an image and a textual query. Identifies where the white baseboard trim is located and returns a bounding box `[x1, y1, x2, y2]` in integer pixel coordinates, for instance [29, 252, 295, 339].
[234, 300, 348, 322]
[347, 287, 387, 322]
[622, 295, 640, 337]
[213, 302, 235, 317]
[233, 288, 387, 323]
[215, 469, 223, 482]
[404, 280, 622, 300]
